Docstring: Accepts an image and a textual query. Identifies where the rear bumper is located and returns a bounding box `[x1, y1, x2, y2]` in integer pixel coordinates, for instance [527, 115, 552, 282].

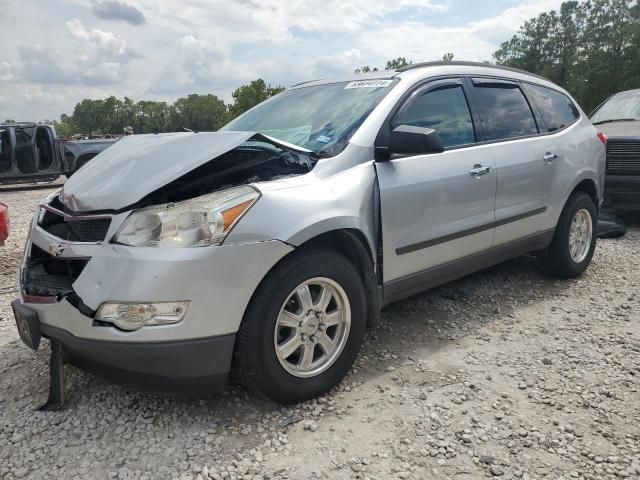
[12, 299, 235, 393]
[604, 174, 640, 210]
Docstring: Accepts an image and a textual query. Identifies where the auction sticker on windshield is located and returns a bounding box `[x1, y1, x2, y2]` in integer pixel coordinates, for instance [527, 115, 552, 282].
[344, 80, 394, 89]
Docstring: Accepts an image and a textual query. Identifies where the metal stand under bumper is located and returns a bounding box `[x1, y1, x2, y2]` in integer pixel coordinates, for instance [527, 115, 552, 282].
[39, 341, 66, 411]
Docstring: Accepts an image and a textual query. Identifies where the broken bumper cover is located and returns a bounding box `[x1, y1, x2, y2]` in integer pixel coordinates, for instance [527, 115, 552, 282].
[16, 222, 294, 390]
[13, 299, 235, 392]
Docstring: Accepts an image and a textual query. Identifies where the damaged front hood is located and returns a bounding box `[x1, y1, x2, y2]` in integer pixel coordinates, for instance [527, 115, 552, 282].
[60, 131, 260, 212]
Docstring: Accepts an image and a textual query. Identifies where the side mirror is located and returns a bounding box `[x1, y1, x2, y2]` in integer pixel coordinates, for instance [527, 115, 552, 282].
[387, 125, 444, 156]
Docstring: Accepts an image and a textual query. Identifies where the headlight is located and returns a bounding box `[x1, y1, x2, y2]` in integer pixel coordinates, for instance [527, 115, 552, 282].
[114, 186, 259, 247]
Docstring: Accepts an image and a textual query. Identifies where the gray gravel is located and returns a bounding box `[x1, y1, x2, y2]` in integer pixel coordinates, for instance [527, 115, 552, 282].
[1, 185, 639, 480]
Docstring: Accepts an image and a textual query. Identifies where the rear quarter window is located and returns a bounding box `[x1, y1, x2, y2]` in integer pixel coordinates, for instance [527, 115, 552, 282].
[524, 84, 580, 132]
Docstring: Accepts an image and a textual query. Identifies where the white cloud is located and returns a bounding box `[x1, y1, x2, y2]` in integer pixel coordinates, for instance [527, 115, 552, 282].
[308, 49, 363, 78]
[356, 0, 566, 62]
[65, 19, 137, 63]
[0, 0, 570, 121]
[148, 34, 255, 95]
[0, 62, 15, 82]
[129, 0, 449, 44]
[0, 83, 124, 121]
[8, 19, 137, 89]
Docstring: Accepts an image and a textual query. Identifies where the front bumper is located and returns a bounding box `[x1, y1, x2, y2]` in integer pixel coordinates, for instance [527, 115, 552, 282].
[604, 174, 640, 210]
[14, 201, 294, 389]
[13, 299, 235, 392]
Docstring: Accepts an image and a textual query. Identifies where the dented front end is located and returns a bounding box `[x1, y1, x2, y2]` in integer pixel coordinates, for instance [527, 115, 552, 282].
[18, 192, 294, 345]
[14, 129, 378, 392]
[59, 131, 315, 212]
[16, 131, 315, 343]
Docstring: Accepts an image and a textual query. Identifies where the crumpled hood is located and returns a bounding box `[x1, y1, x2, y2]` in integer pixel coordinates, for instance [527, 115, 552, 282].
[597, 120, 640, 138]
[60, 131, 256, 212]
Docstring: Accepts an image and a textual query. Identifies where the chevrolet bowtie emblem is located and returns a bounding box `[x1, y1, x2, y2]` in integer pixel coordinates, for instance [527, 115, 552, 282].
[48, 243, 65, 257]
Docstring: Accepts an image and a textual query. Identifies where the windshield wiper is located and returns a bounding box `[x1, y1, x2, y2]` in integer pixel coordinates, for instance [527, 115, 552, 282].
[593, 118, 638, 125]
[311, 150, 330, 159]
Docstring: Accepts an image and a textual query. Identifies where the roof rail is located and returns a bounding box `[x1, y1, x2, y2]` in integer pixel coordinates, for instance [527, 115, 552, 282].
[0, 121, 38, 127]
[396, 61, 550, 82]
[290, 78, 324, 88]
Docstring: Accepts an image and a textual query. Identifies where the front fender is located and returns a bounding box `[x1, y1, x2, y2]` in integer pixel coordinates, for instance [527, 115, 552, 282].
[227, 162, 379, 258]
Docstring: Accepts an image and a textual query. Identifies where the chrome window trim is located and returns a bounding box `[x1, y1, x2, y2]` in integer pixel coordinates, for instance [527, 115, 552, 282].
[40, 203, 113, 222]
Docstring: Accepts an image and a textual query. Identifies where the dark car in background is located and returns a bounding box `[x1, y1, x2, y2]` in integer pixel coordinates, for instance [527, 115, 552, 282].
[591, 89, 640, 210]
[0, 123, 117, 184]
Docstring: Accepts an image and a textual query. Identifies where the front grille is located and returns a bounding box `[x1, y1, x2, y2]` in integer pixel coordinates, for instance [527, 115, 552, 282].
[41, 208, 111, 242]
[607, 141, 640, 174]
[22, 245, 89, 297]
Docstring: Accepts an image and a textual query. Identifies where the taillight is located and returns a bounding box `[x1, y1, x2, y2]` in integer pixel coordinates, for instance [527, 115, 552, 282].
[597, 132, 607, 145]
[0, 203, 9, 246]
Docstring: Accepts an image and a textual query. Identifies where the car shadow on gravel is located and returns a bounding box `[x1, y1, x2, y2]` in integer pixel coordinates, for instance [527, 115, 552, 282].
[353, 254, 572, 381]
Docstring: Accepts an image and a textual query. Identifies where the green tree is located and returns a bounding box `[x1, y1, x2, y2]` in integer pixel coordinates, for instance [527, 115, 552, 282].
[168, 94, 228, 132]
[494, 0, 640, 112]
[71, 99, 106, 134]
[227, 79, 284, 120]
[137, 100, 169, 133]
[385, 57, 412, 70]
[354, 57, 413, 74]
[353, 65, 379, 74]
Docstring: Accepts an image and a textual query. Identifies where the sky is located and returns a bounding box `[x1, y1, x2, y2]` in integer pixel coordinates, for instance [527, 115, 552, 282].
[0, 0, 567, 121]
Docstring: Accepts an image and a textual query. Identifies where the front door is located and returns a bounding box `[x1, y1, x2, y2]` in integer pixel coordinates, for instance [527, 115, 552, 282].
[376, 79, 497, 299]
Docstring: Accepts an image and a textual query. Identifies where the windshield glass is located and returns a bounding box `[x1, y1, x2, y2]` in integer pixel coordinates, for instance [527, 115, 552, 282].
[221, 79, 398, 156]
[591, 91, 640, 124]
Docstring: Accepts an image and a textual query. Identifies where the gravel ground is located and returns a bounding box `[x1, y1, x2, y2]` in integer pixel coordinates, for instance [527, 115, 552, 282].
[1, 185, 639, 480]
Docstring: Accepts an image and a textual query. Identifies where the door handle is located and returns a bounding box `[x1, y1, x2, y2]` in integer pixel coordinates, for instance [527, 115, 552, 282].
[543, 152, 559, 163]
[469, 164, 492, 177]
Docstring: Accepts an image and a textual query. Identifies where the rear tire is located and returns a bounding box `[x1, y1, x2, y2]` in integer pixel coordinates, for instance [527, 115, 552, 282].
[234, 248, 367, 404]
[540, 192, 597, 278]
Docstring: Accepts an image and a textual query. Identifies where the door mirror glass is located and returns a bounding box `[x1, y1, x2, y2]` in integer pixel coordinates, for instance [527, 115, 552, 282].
[388, 125, 444, 156]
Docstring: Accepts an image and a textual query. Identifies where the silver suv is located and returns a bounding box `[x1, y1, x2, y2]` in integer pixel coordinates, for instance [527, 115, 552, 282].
[13, 62, 606, 404]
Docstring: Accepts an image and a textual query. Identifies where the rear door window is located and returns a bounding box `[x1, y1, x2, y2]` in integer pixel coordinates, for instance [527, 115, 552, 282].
[471, 81, 538, 141]
[393, 84, 476, 149]
[524, 84, 580, 132]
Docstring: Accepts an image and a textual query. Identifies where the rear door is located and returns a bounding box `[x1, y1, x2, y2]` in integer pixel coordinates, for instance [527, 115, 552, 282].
[33, 125, 62, 174]
[469, 78, 556, 246]
[376, 78, 497, 295]
[11, 125, 61, 176]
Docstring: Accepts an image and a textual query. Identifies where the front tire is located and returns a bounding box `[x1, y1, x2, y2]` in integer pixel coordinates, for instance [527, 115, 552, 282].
[234, 248, 367, 404]
[540, 191, 597, 278]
